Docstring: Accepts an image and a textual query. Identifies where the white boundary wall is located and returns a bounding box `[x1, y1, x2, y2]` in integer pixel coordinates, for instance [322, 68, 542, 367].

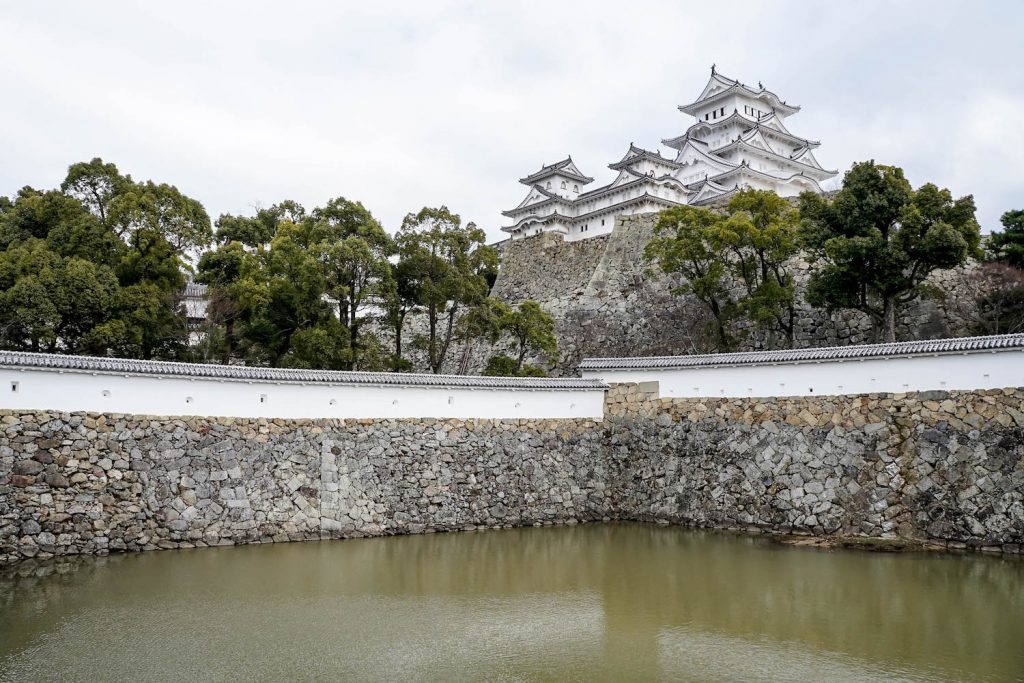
[581, 350, 1024, 398]
[0, 368, 606, 420]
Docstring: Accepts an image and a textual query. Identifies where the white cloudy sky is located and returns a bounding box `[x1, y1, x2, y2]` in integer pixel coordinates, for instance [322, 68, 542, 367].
[2, 1, 1022, 241]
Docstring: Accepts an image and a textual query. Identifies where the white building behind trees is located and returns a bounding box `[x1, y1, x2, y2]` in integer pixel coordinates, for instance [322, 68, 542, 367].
[501, 66, 837, 242]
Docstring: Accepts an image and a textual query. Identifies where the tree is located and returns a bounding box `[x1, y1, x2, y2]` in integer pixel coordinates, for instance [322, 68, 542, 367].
[479, 300, 558, 377]
[232, 222, 343, 367]
[455, 298, 509, 374]
[0, 240, 120, 354]
[0, 160, 210, 361]
[214, 201, 305, 248]
[645, 205, 738, 351]
[60, 158, 132, 225]
[309, 198, 394, 369]
[800, 161, 981, 342]
[114, 229, 189, 359]
[196, 241, 247, 363]
[380, 257, 422, 371]
[108, 181, 212, 253]
[397, 206, 497, 373]
[723, 189, 800, 347]
[502, 300, 558, 372]
[988, 209, 1024, 269]
[482, 354, 519, 377]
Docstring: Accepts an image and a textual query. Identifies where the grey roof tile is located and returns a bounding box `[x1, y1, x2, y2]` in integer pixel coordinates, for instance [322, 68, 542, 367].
[579, 334, 1024, 371]
[0, 351, 607, 390]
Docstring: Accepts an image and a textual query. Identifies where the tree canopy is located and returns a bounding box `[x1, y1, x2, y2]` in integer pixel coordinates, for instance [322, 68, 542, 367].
[644, 189, 801, 351]
[988, 209, 1024, 269]
[395, 206, 498, 374]
[0, 159, 201, 359]
[800, 161, 981, 342]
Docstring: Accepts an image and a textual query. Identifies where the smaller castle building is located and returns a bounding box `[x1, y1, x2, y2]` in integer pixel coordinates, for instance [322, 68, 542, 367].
[502, 66, 837, 242]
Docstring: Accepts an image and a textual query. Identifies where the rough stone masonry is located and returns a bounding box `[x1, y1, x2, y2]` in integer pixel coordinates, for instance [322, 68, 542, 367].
[2, 385, 1022, 565]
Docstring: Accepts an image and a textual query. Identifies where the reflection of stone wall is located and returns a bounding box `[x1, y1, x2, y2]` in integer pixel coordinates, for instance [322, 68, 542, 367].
[489, 214, 979, 375]
[2, 385, 1021, 565]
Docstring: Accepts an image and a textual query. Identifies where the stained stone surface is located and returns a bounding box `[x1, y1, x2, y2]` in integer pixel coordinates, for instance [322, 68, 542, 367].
[1, 385, 1022, 565]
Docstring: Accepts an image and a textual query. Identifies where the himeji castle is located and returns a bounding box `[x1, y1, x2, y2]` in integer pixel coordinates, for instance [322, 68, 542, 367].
[501, 66, 837, 242]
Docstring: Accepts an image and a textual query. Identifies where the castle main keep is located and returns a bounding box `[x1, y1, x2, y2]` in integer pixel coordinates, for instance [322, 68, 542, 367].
[501, 66, 837, 242]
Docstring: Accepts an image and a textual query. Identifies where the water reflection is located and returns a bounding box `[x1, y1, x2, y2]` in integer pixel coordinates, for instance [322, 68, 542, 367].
[1, 524, 1021, 682]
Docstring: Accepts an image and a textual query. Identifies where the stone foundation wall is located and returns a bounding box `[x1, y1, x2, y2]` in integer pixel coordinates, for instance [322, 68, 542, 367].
[604, 385, 1024, 552]
[3, 386, 1022, 565]
[0, 413, 605, 565]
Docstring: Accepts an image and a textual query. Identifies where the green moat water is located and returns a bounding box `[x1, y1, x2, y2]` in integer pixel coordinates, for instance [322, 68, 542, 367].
[1, 524, 1021, 682]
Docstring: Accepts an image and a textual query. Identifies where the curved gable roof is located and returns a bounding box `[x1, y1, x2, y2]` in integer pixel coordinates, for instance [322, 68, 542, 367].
[679, 69, 800, 117]
[608, 143, 681, 171]
[518, 156, 594, 185]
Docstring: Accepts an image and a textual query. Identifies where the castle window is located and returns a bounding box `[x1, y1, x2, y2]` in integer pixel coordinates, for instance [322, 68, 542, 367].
[561, 181, 566, 189]
[573, 185, 578, 192]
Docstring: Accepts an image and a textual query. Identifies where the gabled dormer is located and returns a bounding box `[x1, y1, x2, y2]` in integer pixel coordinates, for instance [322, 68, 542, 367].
[517, 156, 593, 199]
[608, 143, 681, 178]
[679, 66, 800, 120]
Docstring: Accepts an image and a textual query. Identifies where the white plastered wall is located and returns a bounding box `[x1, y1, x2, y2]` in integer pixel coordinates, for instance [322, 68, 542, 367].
[0, 368, 606, 420]
[581, 350, 1024, 398]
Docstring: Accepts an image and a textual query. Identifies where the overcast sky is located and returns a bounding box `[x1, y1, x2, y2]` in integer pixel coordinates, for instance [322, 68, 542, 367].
[2, 1, 1022, 241]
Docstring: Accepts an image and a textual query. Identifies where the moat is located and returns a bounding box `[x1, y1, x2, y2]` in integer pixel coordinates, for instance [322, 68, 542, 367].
[1, 524, 1022, 682]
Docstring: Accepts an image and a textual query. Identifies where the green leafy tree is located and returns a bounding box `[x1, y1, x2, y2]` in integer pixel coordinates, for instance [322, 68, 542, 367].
[455, 298, 510, 374]
[309, 198, 394, 369]
[800, 161, 981, 342]
[645, 205, 738, 351]
[502, 300, 558, 373]
[380, 257, 422, 371]
[196, 241, 248, 363]
[232, 222, 343, 367]
[108, 180, 212, 252]
[397, 206, 497, 373]
[988, 209, 1024, 269]
[114, 229, 188, 359]
[214, 201, 306, 248]
[724, 189, 800, 348]
[0, 239, 123, 354]
[482, 354, 519, 377]
[480, 300, 558, 376]
[0, 160, 208, 361]
[60, 158, 132, 225]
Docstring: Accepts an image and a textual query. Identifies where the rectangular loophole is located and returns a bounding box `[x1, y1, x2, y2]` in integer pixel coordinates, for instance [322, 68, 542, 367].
[10, 381, 19, 393]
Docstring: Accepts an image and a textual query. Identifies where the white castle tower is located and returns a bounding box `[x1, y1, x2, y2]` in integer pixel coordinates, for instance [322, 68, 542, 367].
[501, 66, 837, 242]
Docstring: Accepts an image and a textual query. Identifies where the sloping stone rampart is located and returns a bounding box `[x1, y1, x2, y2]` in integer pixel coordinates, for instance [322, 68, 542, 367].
[490, 214, 979, 375]
[2, 386, 1022, 565]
